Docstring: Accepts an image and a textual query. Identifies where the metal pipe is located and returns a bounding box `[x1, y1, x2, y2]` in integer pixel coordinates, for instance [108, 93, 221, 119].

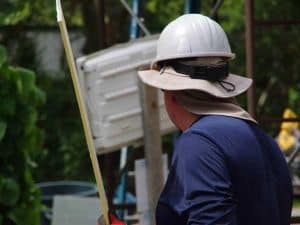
[259, 117, 300, 123]
[210, 0, 224, 18]
[119, 0, 151, 36]
[255, 19, 300, 26]
[114, 0, 140, 219]
[184, 0, 201, 14]
[245, 0, 256, 118]
[129, 0, 140, 39]
[287, 147, 300, 166]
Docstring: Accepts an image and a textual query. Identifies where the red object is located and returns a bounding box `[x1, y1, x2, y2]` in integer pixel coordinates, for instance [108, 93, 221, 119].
[97, 214, 125, 225]
[109, 214, 126, 225]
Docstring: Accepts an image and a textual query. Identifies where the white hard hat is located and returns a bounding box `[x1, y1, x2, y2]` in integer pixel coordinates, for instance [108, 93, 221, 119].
[152, 14, 235, 67]
[138, 14, 251, 99]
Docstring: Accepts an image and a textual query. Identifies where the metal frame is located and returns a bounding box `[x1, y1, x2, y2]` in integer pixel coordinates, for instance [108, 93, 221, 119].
[245, 0, 256, 118]
[245, 0, 300, 122]
[184, 0, 202, 14]
[119, 0, 151, 36]
[210, 0, 224, 18]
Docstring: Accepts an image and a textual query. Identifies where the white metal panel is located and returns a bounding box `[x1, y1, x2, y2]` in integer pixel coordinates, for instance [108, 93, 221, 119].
[77, 35, 176, 154]
[135, 154, 168, 213]
[52, 196, 101, 225]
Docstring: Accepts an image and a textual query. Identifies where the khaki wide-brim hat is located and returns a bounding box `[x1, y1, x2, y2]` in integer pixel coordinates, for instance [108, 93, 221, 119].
[138, 67, 252, 98]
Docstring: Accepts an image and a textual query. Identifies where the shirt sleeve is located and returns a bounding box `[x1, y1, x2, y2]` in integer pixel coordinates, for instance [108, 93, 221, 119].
[174, 131, 237, 225]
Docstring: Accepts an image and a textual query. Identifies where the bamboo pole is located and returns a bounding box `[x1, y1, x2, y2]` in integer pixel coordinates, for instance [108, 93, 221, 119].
[56, 1, 109, 224]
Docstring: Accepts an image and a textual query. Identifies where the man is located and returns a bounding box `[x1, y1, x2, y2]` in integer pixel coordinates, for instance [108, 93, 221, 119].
[98, 14, 292, 225]
[138, 14, 292, 225]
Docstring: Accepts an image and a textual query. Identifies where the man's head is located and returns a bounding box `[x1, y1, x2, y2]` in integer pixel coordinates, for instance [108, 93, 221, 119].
[138, 14, 252, 98]
[138, 14, 253, 126]
[161, 56, 228, 130]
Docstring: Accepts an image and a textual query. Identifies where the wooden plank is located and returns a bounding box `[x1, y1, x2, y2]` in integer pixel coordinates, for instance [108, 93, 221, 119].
[139, 82, 164, 225]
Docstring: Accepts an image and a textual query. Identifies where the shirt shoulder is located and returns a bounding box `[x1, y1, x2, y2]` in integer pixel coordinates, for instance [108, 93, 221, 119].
[175, 126, 224, 160]
[189, 115, 253, 136]
[175, 116, 246, 156]
[182, 115, 259, 152]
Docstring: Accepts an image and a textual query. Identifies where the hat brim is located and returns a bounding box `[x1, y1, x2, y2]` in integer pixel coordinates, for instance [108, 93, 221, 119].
[138, 68, 252, 98]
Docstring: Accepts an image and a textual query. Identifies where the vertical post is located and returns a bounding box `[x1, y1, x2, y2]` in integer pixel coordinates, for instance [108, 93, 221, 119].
[118, 147, 128, 219]
[114, 0, 141, 219]
[94, 0, 107, 49]
[245, 0, 256, 118]
[139, 82, 164, 225]
[129, 0, 140, 39]
[184, 0, 201, 14]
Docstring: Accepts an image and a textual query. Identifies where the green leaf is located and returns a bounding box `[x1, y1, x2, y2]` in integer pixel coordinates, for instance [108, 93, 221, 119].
[19, 67, 35, 95]
[0, 121, 7, 141]
[0, 2, 31, 25]
[0, 64, 11, 80]
[0, 97, 16, 117]
[16, 78, 23, 95]
[0, 45, 7, 68]
[8, 202, 40, 225]
[9, 67, 35, 96]
[0, 178, 20, 207]
[32, 87, 46, 106]
[19, 67, 35, 85]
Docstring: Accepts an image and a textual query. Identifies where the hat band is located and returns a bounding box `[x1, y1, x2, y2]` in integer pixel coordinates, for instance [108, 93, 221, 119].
[160, 62, 235, 92]
[168, 62, 229, 82]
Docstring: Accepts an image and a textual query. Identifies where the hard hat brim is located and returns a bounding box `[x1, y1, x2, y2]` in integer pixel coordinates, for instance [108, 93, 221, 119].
[138, 67, 252, 98]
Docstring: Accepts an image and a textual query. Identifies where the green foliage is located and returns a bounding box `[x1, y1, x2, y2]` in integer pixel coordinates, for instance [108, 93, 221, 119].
[0, 178, 20, 207]
[0, 0, 93, 182]
[0, 45, 45, 225]
[0, 0, 83, 26]
[34, 75, 93, 181]
[0, 1, 30, 25]
[145, 0, 184, 32]
[0, 47, 7, 67]
[254, 1, 300, 126]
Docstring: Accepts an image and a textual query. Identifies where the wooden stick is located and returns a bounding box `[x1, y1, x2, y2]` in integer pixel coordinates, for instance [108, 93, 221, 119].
[138, 81, 164, 225]
[56, 1, 109, 224]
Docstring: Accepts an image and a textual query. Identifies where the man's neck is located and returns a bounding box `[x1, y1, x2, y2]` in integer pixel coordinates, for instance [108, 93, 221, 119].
[179, 113, 200, 131]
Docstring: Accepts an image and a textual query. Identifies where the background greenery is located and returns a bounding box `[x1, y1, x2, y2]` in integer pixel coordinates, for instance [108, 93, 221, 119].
[1, 0, 300, 224]
[0, 45, 45, 225]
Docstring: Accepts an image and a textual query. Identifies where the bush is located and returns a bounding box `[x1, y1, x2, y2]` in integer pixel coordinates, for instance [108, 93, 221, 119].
[0, 45, 45, 225]
[34, 75, 93, 182]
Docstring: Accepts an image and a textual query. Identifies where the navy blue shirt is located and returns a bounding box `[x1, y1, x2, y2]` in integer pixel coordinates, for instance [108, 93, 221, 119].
[156, 115, 292, 225]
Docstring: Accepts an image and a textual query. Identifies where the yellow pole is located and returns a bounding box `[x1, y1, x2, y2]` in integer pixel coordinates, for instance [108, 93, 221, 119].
[56, 1, 109, 224]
